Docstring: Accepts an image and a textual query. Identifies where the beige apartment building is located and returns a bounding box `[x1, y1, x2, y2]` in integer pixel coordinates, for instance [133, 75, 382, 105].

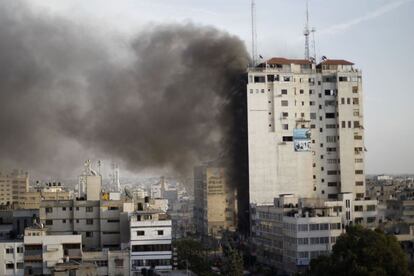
[0, 170, 29, 206]
[39, 199, 135, 250]
[247, 58, 365, 204]
[194, 166, 237, 238]
[16, 187, 71, 210]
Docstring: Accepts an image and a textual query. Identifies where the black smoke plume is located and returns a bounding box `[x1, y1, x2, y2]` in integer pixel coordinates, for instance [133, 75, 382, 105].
[0, 1, 250, 180]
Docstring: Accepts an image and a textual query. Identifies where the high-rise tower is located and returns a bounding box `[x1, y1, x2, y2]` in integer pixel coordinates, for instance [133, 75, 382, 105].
[247, 58, 365, 204]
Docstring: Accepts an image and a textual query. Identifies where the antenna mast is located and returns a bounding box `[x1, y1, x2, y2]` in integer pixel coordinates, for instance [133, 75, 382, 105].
[304, 0, 310, 60]
[251, 0, 257, 66]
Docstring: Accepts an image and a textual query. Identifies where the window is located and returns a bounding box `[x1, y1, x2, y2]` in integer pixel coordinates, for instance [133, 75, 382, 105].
[310, 237, 320, 244]
[6, 263, 14, 269]
[327, 170, 337, 175]
[367, 217, 376, 223]
[325, 89, 336, 96]
[354, 135, 363, 140]
[86, 231, 93, 237]
[356, 193, 364, 199]
[299, 89, 304, 94]
[353, 98, 359, 105]
[282, 124, 289, 130]
[137, 231, 145, 236]
[254, 76, 265, 83]
[347, 98, 351, 104]
[157, 230, 164, 235]
[333, 206, 342, 212]
[328, 182, 337, 187]
[281, 89, 288, 95]
[354, 121, 360, 128]
[107, 219, 119, 223]
[298, 251, 309, 258]
[342, 121, 346, 128]
[348, 121, 352, 128]
[367, 205, 376, 211]
[282, 136, 293, 142]
[62, 207, 66, 211]
[281, 100, 288, 106]
[355, 181, 364, 186]
[62, 219, 66, 224]
[298, 224, 308, 231]
[341, 98, 345, 104]
[310, 224, 320, 231]
[6, 248, 14, 254]
[86, 219, 93, 225]
[282, 112, 288, 118]
[298, 238, 308, 245]
[76, 207, 79, 211]
[45, 207, 52, 213]
[327, 147, 336, 152]
[326, 124, 336, 129]
[326, 136, 336, 143]
[320, 223, 329, 230]
[16, 262, 24, 269]
[132, 244, 172, 252]
[310, 113, 316, 119]
[86, 207, 93, 212]
[17, 246, 23, 253]
[353, 86, 358, 93]
[45, 220, 53, 225]
[339, 76, 348, 82]
[283, 76, 291, 82]
[325, 113, 336, 119]
[320, 237, 329, 244]
[96, 260, 108, 267]
[330, 223, 341, 230]
[328, 194, 338, 199]
[115, 258, 124, 267]
[354, 205, 363, 212]
[355, 170, 364, 175]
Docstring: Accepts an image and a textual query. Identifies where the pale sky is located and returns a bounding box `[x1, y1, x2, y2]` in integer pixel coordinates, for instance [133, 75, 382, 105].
[26, 0, 414, 175]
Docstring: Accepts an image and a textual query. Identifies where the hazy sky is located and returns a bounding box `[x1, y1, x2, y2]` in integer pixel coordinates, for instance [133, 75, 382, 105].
[25, 0, 414, 175]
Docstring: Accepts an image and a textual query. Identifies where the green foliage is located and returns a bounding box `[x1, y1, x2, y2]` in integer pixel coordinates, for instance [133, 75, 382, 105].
[309, 225, 410, 276]
[173, 239, 212, 276]
[225, 249, 244, 276]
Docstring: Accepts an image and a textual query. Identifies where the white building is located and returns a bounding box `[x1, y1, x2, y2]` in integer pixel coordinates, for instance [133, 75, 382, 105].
[24, 226, 82, 276]
[247, 58, 365, 204]
[0, 241, 24, 276]
[129, 210, 172, 275]
[251, 194, 377, 274]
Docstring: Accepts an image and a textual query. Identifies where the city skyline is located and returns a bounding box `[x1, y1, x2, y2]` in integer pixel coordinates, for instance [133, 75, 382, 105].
[3, 0, 414, 176]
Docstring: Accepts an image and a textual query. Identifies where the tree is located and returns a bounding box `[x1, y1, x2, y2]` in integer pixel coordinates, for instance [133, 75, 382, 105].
[173, 239, 212, 275]
[309, 225, 410, 276]
[225, 249, 244, 276]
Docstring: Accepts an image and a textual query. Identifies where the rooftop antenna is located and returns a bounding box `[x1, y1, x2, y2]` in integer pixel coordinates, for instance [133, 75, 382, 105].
[304, 0, 310, 60]
[311, 27, 317, 62]
[251, 0, 258, 66]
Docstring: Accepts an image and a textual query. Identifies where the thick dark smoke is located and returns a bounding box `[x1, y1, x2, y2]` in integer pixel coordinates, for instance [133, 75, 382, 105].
[0, 1, 250, 179]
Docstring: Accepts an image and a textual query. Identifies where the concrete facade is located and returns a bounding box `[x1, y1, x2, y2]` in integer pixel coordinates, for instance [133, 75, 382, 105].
[39, 199, 135, 250]
[247, 58, 365, 204]
[0, 170, 29, 206]
[0, 241, 24, 276]
[129, 211, 172, 275]
[194, 166, 237, 239]
[251, 194, 376, 274]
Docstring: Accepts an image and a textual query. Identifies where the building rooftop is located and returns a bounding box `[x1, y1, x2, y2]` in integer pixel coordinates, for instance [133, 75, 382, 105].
[318, 59, 354, 66]
[265, 57, 312, 65]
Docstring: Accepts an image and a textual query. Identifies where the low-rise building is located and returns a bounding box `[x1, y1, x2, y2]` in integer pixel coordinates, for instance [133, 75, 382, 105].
[40, 199, 135, 250]
[83, 249, 130, 276]
[0, 240, 24, 276]
[129, 209, 172, 275]
[24, 226, 82, 276]
[251, 194, 378, 274]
